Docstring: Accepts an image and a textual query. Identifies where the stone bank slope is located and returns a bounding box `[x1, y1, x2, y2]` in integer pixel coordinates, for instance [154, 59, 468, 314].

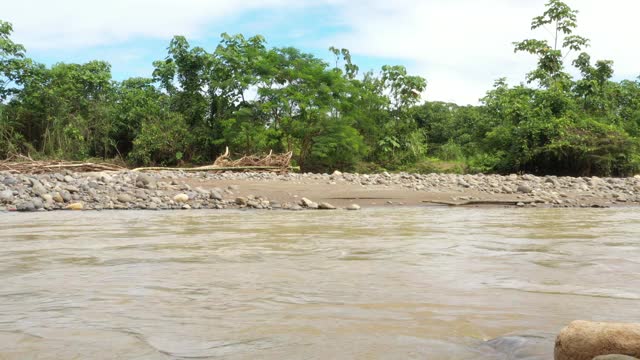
[1, 170, 640, 212]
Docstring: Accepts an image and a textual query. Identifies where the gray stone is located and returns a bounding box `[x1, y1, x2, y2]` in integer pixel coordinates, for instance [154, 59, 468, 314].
[346, 204, 361, 210]
[31, 197, 44, 209]
[60, 190, 73, 202]
[210, 190, 223, 201]
[117, 193, 135, 203]
[517, 184, 533, 194]
[16, 201, 36, 212]
[136, 174, 156, 188]
[501, 185, 514, 194]
[31, 181, 47, 196]
[52, 192, 64, 203]
[2, 176, 17, 186]
[300, 197, 315, 208]
[0, 190, 14, 203]
[63, 175, 74, 183]
[318, 202, 336, 210]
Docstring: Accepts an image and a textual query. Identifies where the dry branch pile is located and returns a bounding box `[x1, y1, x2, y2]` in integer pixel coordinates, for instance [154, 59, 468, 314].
[212, 147, 293, 171]
[0, 155, 125, 174]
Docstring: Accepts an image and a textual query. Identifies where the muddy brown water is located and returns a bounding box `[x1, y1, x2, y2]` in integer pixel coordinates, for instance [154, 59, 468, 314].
[1, 208, 639, 359]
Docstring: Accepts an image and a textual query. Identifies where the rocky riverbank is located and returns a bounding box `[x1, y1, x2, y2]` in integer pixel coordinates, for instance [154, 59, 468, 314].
[1, 170, 640, 212]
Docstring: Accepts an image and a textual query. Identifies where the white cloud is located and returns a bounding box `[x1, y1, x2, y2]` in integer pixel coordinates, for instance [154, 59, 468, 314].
[324, 0, 640, 104]
[3, 0, 638, 104]
[3, 0, 303, 49]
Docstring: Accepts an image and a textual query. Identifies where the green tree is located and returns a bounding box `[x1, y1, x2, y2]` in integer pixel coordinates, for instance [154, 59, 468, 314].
[513, 0, 589, 88]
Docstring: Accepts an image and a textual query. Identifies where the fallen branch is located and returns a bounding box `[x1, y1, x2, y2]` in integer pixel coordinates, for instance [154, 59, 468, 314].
[0, 158, 125, 174]
[132, 166, 299, 172]
[423, 199, 534, 206]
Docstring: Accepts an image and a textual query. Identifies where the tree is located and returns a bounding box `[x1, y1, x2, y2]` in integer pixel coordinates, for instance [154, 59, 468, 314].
[0, 20, 26, 101]
[513, 0, 589, 88]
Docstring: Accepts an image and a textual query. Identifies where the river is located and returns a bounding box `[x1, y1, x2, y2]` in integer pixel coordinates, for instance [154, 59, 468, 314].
[1, 207, 639, 359]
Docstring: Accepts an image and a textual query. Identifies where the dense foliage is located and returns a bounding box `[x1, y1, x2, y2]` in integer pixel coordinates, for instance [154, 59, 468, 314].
[1, 1, 639, 175]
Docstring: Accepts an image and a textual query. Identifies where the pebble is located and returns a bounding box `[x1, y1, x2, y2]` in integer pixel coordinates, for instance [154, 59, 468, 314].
[1, 170, 638, 212]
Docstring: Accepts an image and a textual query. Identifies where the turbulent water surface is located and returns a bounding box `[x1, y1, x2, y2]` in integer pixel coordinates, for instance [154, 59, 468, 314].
[1, 207, 639, 359]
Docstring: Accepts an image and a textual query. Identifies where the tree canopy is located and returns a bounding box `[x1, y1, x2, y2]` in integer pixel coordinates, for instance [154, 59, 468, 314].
[1, 0, 639, 176]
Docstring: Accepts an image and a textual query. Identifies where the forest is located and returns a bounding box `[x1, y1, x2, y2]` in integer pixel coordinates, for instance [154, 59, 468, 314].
[1, 0, 639, 176]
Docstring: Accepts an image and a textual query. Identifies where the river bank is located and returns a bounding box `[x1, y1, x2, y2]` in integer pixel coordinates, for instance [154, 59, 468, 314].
[1, 170, 640, 212]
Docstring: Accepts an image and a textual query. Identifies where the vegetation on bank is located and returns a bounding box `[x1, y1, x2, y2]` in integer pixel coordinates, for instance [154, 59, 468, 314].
[1, 1, 639, 176]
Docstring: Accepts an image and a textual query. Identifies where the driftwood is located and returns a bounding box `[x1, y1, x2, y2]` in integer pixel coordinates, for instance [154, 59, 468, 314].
[0, 155, 125, 174]
[2, 148, 296, 174]
[213, 147, 293, 170]
[423, 199, 534, 206]
[133, 147, 295, 173]
[133, 147, 299, 173]
[132, 165, 299, 172]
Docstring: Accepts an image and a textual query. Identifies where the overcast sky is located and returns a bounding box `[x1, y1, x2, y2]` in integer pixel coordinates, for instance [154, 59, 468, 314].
[3, 0, 639, 104]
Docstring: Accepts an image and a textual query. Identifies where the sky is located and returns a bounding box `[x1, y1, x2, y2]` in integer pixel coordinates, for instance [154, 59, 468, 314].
[2, 0, 639, 105]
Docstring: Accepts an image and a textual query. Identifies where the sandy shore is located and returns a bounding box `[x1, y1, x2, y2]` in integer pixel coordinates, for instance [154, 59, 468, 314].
[2, 169, 640, 211]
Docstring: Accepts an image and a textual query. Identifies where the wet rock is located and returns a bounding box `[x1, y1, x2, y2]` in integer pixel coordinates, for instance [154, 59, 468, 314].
[0, 189, 14, 203]
[480, 334, 553, 359]
[555, 320, 640, 360]
[318, 202, 336, 210]
[346, 204, 361, 211]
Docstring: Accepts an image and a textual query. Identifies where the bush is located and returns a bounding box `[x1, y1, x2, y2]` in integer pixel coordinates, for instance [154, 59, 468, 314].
[129, 112, 190, 166]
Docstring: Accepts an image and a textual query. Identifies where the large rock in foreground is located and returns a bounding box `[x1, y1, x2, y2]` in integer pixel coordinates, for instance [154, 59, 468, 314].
[555, 321, 640, 360]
